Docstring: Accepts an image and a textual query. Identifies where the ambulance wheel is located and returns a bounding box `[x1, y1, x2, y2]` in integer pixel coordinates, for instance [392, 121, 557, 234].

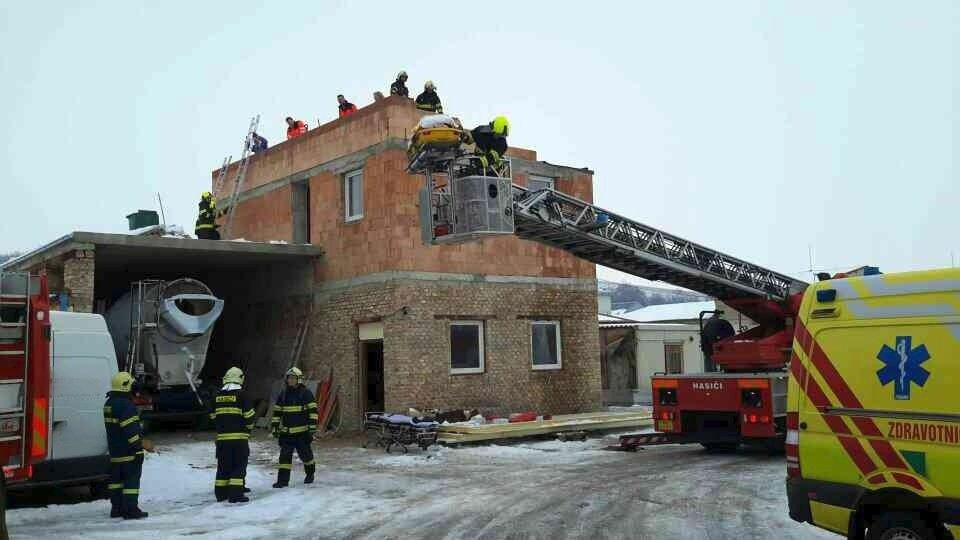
[700, 442, 738, 453]
[867, 512, 937, 540]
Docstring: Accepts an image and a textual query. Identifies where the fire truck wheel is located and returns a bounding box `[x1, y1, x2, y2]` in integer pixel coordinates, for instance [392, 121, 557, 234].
[700, 442, 739, 453]
[866, 512, 937, 540]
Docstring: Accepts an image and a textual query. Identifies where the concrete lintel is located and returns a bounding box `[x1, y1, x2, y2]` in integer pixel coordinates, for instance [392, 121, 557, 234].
[69, 231, 322, 257]
[315, 270, 597, 294]
[221, 139, 408, 206]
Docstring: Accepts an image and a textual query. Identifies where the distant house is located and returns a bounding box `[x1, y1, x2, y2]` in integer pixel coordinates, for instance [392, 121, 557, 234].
[600, 300, 755, 405]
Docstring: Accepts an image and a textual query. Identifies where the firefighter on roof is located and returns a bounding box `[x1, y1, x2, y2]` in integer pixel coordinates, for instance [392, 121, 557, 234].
[390, 71, 409, 97]
[415, 81, 443, 114]
[211, 367, 255, 503]
[103, 372, 149, 520]
[194, 191, 221, 240]
[271, 367, 318, 488]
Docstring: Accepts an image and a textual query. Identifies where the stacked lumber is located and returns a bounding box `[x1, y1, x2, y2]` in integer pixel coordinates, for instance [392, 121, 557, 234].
[438, 411, 652, 444]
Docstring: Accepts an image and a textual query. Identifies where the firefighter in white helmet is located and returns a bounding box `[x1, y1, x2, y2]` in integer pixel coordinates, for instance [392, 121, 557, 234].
[271, 367, 318, 488]
[415, 80, 442, 114]
[103, 372, 148, 519]
[390, 71, 409, 97]
[211, 367, 255, 503]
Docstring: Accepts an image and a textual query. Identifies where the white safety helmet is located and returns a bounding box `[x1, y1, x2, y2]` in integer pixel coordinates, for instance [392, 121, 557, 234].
[285, 366, 303, 383]
[397, 70, 408, 79]
[424, 80, 436, 90]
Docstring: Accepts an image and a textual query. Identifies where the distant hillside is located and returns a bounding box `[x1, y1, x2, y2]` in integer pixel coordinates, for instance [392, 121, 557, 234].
[599, 279, 708, 312]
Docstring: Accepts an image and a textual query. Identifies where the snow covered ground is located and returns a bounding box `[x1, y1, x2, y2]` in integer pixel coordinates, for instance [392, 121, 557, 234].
[8, 433, 833, 539]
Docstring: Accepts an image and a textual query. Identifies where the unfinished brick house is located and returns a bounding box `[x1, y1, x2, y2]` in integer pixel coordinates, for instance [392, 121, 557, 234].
[213, 95, 600, 428]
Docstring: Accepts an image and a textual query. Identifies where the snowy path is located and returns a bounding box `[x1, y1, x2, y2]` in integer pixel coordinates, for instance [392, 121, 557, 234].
[8, 435, 833, 539]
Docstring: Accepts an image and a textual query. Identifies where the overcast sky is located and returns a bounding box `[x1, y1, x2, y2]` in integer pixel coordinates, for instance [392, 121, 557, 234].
[1, 2, 956, 285]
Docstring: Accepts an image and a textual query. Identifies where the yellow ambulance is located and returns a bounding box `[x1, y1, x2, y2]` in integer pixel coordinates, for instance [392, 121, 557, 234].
[786, 268, 960, 539]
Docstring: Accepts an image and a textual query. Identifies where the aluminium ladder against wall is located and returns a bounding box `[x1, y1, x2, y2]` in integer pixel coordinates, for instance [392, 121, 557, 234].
[508, 185, 807, 302]
[222, 114, 261, 239]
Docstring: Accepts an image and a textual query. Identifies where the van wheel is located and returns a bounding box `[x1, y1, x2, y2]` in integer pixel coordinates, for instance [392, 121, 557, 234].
[700, 442, 739, 453]
[867, 512, 937, 540]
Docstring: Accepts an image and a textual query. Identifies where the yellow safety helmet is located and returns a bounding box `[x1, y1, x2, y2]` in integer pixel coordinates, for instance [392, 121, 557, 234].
[111, 372, 135, 392]
[285, 366, 303, 382]
[223, 367, 244, 386]
[201, 191, 212, 200]
[424, 80, 436, 90]
[491, 116, 510, 137]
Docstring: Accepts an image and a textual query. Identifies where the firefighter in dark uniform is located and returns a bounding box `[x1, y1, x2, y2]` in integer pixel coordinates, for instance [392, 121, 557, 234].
[103, 372, 148, 520]
[212, 367, 255, 503]
[701, 312, 735, 372]
[390, 71, 409, 97]
[195, 191, 221, 240]
[468, 116, 510, 176]
[271, 367, 318, 488]
[415, 80, 443, 113]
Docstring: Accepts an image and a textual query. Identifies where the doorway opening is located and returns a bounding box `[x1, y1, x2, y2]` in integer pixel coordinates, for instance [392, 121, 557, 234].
[361, 340, 384, 414]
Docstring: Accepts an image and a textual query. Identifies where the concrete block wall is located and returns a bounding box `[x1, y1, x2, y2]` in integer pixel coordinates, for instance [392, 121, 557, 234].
[307, 276, 601, 430]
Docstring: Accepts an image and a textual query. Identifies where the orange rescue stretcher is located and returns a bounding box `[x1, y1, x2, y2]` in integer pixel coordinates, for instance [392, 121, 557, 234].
[407, 115, 469, 173]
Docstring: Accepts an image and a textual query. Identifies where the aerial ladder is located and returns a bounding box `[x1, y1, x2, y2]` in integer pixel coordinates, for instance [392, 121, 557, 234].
[408, 140, 811, 450]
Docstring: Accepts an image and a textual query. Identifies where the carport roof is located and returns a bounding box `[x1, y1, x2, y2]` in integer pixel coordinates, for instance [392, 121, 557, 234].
[2, 231, 322, 272]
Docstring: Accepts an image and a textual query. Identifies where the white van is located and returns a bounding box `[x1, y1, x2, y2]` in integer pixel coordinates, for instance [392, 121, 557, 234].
[11, 311, 116, 492]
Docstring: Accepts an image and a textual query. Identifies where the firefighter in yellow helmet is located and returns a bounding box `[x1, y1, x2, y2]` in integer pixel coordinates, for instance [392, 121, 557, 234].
[103, 372, 148, 519]
[468, 116, 510, 176]
[271, 367, 318, 488]
[211, 367, 255, 503]
[195, 191, 221, 240]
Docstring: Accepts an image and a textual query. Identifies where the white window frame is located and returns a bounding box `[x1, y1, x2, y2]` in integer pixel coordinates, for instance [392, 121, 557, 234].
[528, 174, 555, 192]
[664, 341, 684, 375]
[531, 320, 562, 371]
[344, 169, 363, 222]
[449, 320, 485, 375]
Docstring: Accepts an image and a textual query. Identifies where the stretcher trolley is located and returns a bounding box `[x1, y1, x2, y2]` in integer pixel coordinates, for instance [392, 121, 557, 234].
[362, 413, 439, 453]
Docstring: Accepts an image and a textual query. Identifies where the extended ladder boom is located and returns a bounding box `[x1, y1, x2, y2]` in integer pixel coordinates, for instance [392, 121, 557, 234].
[511, 185, 807, 302]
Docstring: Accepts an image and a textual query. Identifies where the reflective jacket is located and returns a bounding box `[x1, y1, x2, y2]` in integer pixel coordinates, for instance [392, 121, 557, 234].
[471, 125, 508, 160]
[338, 101, 358, 119]
[286, 120, 308, 140]
[390, 79, 409, 97]
[415, 90, 442, 113]
[211, 387, 255, 442]
[271, 385, 318, 437]
[103, 391, 143, 461]
[195, 198, 217, 232]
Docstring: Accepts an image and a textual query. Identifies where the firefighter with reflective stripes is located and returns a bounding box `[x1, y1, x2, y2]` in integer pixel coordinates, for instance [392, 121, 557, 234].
[194, 191, 221, 240]
[271, 367, 318, 488]
[468, 116, 510, 176]
[211, 367, 255, 503]
[103, 372, 148, 520]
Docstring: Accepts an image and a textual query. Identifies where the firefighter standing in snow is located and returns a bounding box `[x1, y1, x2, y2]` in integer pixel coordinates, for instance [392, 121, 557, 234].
[271, 367, 318, 487]
[103, 372, 148, 520]
[212, 367, 255, 503]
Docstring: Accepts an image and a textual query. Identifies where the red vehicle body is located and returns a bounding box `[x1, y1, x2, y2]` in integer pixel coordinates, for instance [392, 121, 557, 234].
[0, 272, 52, 483]
[635, 294, 806, 450]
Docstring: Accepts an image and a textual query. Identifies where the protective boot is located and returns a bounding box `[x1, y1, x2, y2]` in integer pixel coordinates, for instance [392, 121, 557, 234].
[273, 467, 290, 488]
[228, 495, 250, 504]
[304, 464, 316, 484]
[110, 506, 123, 519]
[123, 507, 149, 520]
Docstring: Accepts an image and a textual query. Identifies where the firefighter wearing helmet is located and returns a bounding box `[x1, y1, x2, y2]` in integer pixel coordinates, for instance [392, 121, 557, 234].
[415, 80, 443, 113]
[468, 116, 510, 176]
[211, 367, 255, 503]
[103, 372, 149, 519]
[270, 366, 318, 488]
[390, 70, 409, 97]
[195, 191, 221, 240]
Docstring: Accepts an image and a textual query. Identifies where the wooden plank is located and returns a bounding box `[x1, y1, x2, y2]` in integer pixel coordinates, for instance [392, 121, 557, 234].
[437, 412, 653, 444]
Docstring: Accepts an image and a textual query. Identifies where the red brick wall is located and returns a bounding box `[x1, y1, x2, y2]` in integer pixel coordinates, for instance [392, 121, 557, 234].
[223, 184, 293, 242]
[308, 149, 595, 281]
